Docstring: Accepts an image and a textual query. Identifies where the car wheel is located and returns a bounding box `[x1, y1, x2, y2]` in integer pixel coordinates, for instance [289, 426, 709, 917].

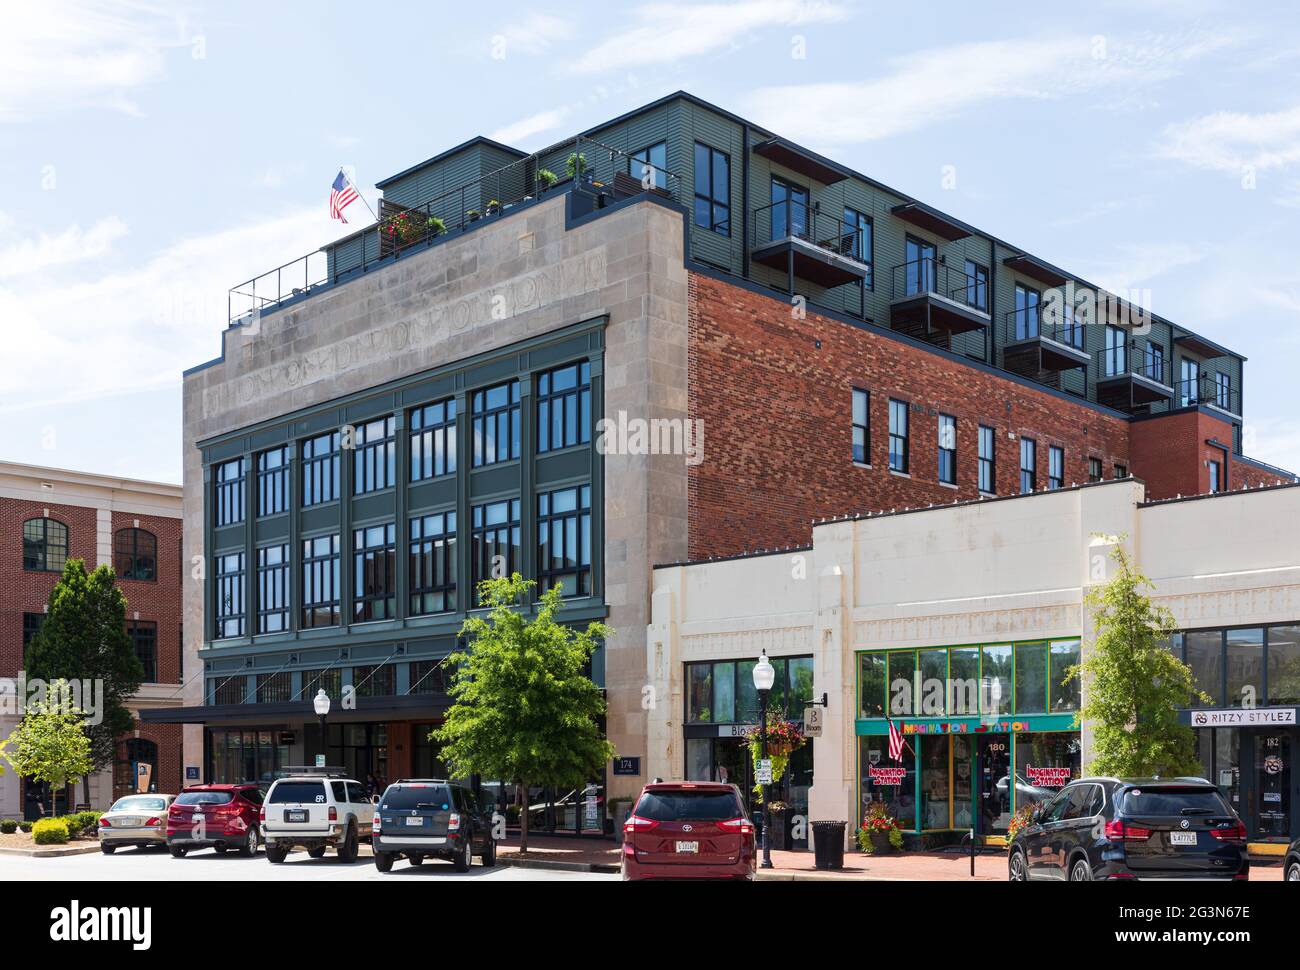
[374, 851, 394, 873]
[1287, 860, 1300, 882]
[452, 836, 472, 872]
[1069, 858, 1094, 882]
[169, 846, 187, 859]
[100, 843, 117, 855]
[265, 845, 288, 864]
[239, 826, 259, 857]
[409, 854, 424, 866]
[337, 823, 359, 863]
[1008, 850, 1027, 882]
[307, 846, 327, 859]
[481, 838, 496, 868]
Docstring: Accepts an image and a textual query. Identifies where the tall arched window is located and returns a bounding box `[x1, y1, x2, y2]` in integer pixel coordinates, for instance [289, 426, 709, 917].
[114, 528, 157, 581]
[117, 739, 160, 795]
[22, 518, 68, 572]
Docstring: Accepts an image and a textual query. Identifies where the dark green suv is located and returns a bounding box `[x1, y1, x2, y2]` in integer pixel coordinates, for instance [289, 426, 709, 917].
[372, 780, 498, 873]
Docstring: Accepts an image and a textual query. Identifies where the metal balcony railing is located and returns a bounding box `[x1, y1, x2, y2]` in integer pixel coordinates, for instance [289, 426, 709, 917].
[1175, 375, 1241, 413]
[749, 201, 869, 263]
[1094, 346, 1172, 386]
[1000, 307, 1087, 349]
[228, 135, 686, 325]
[889, 257, 988, 313]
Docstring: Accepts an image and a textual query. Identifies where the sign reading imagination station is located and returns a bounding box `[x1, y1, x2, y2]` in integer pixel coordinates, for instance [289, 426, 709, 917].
[867, 766, 908, 785]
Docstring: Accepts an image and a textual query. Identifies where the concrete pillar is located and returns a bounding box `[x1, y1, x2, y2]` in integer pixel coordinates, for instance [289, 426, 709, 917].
[808, 520, 855, 845]
[644, 572, 682, 783]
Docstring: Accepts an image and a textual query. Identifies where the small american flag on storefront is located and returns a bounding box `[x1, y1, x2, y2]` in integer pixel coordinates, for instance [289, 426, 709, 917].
[887, 716, 905, 762]
[329, 169, 359, 223]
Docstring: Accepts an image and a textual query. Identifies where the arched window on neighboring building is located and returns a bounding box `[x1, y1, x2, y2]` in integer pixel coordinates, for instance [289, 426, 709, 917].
[114, 528, 157, 581]
[22, 518, 68, 572]
[116, 738, 160, 796]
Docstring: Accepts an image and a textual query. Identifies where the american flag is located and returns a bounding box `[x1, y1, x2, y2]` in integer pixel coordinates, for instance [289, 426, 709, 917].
[330, 169, 359, 223]
[887, 716, 905, 762]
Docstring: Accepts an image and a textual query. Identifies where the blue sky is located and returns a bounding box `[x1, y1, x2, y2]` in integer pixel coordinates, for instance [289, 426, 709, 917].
[3, 0, 1300, 485]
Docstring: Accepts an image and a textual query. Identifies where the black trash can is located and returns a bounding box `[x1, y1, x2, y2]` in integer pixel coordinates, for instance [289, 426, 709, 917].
[811, 820, 847, 870]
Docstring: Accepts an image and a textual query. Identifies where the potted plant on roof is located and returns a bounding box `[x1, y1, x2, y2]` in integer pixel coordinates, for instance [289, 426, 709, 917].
[381, 210, 424, 247]
[425, 216, 446, 238]
[485, 199, 502, 217]
[856, 800, 905, 854]
[536, 169, 558, 194]
[466, 208, 482, 223]
[566, 152, 590, 185]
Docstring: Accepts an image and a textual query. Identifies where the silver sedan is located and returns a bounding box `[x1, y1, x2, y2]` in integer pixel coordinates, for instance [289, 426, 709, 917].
[98, 794, 175, 853]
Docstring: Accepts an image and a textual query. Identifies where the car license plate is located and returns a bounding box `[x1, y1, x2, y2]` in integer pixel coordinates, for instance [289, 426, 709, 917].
[118, 817, 141, 826]
[1170, 831, 1197, 845]
[404, 817, 424, 827]
[285, 809, 307, 823]
[675, 841, 699, 854]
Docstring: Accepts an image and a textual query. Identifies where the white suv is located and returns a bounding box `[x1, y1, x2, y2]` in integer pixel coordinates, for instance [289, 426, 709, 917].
[261, 773, 375, 863]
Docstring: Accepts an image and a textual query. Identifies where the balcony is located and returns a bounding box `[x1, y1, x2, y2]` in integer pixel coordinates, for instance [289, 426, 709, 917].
[1000, 308, 1090, 379]
[1094, 348, 1174, 413]
[748, 201, 871, 289]
[1175, 374, 1242, 416]
[888, 258, 991, 338]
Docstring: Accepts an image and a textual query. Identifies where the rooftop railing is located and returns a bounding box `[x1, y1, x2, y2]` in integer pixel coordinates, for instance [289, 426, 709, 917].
[1000, 307, 1087, 350]
[889, 257, 987, 313]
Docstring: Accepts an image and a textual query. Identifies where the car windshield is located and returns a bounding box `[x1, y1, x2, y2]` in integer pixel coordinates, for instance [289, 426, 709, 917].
[381, 785, 451, 810]
[1121, 787, 1232, 816]
[268, 781, 328, 804]
[175, 791, 233, 806]
[633, 790, 742, 822]
[111, 796, 167, 812]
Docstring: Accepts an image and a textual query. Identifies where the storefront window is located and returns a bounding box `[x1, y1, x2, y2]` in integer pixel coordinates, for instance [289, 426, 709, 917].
[982, 645, 1012, 715]
[686, 656, 812, 724]
[770, 657, 788, 715]
[1226, 628, 1263, 708]
[860, 735, 915, 830]
[953, 735, 973, 829]
[1049, 639, 1081, 711]
[1014, 642, 1047, 714]
[788, 657, 814, 712]
[859, 652, 886, 718]
[949, 647, 979, 715]
[1268, 625, 1300, 705]
[713, 661, 736, 723]
[919, 648, 947, 716]
[687, 664, 712, 722]
[1014, 731, 1081, 814]
[1186, 630, 1223, 705]
[887, 650, 917, 716]
[736, 660, 758, 722]
[921, 735, 951, 829]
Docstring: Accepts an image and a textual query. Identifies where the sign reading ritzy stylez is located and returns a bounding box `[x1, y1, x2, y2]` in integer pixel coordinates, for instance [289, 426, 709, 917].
[1191, 708, 1297, 727]
[868, 766, 907, 785]
[1025, 766, 1073, 787]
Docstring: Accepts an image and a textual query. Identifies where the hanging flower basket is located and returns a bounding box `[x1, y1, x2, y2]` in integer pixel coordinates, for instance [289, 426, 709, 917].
[742, 716, 806, 803]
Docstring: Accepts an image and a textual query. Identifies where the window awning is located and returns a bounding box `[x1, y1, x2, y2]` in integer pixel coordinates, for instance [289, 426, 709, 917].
[753, 137, 849, 185]
[890, 202, 973, 241]
[1003, 253, 1069, 287]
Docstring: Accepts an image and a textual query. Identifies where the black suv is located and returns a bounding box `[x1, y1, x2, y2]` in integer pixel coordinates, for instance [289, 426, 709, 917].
[1008, 777, 1250, 881]
[372, 780, 497, 873]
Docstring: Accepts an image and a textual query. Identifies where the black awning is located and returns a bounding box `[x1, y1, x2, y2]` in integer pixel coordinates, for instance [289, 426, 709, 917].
[890, 202, 973, 241]
[753, 137, 849, 184]
[1174, 332, 1233, 360]
[1003, 253, 1069, 287]
[141, 694, 449, 726]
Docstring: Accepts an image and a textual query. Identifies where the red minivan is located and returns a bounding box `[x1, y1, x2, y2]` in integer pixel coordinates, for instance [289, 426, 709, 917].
[621, 782, 755, 881]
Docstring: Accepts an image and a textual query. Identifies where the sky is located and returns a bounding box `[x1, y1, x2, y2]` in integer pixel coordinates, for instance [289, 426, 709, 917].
[3, 0, 1300, 486]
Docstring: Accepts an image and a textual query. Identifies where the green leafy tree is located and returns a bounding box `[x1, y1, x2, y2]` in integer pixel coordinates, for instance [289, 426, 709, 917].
[3, 681, 94, 816]
[432, 574, 614, 853]
[25, 559, 143, 805]
[1067, 542, 1207, 776]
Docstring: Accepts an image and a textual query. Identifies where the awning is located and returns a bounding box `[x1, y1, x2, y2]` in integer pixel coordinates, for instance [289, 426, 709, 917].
[1003, 253, 1069, 287]
[140, 694, 450, 726]
[890, 202, 973, 241]
[753, 137, 849, 184]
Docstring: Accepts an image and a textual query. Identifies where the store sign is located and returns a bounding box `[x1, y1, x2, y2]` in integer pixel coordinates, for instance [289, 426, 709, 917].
[185, 766, 200, 781]
[804, 706, 824, 737]
[1025, 766, 1072, 787]
[612, 757, 640, 776]
[717, 723, 758, 738]
[868, 766, 907, 785]
[1190, 708, 1297, 727]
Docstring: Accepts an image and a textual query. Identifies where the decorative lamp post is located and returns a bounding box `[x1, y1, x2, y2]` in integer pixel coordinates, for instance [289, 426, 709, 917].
[752, 650, 776, 869]
[313, 689, 331, 767]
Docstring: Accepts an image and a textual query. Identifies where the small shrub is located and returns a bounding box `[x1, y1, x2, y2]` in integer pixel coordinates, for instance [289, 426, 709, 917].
[32, 818, 70, 845]
[66, 811, 101, 837]
[0, 819, 17, 834]
[536, 169, 557, 190]
[17, 821, 33, 833]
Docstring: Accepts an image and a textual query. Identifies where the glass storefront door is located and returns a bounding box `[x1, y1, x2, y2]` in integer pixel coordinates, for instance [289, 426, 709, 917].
[1256, 731, 1291, 841]
[978, 734, 1012, 834]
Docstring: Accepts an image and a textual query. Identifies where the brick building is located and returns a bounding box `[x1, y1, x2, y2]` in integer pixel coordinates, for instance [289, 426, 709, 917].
[0, 462, 184, 819]
[156, 91, 1292, 830]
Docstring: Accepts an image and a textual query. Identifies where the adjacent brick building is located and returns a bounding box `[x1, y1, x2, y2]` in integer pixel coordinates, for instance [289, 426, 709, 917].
[0, 462, 184, 819]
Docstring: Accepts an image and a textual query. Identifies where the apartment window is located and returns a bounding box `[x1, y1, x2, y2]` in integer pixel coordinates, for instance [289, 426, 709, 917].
[353, 417, 397, 495]
[300, 668, 342, 703]
[257, 447, 290, 517]
[538, 362, 592, 453]
[1019, 438, 1037, 493]
[693, 142, 730, 236]
[1104, 326, 1127, 377]
[257, 544, 290, 634]
[256, 671, 292, 704]
[630, 141, 667, 190]
[114, 528, 156, 581]
[214, 458, 246, 527]
[537, 484, 593, 598]
[1143, 343, 1165, 383]
[409, 659, 449, 695]
[352, 663, 395, 699]
[1048, 446, 1064, 490]
[844, 208, 874, 287]
[301, 535, 341, 628]
[127, 621, 157, 682]
[888, 399, 909, 473]
[22, 612, 44, 663]
[410, 511, 456, 616]
[1114, 463, 1128, 480]
[852, 389, 870, 464]
[964, 261, 988, 311]
[23, 518, 68, 573]
[1208, 459, 1223, 493]
[472, 381, 521, 467]
[978, 425, 996, 494]
[1060, 302, 1084, 348]
[1014, 284, 1041, 339]
[471, 498, 521, 599]
[302, 432, 341, 506]
[1088, 457, 1103, 483]
[1215, 372, 1232, 410]
[937, 414, 957, 485]
[213, 677, 246, 706]
[770, 177, 808, 241]
[214, 552, 245, 639]
[904, 237, 936, 296]
[353, 523, 397, 622]
[1179, 359, 1199, 407]
[410, 399, 457, 481]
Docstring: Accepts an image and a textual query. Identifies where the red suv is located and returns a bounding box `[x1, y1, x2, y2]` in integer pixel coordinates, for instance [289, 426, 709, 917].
[166, 784, 264, 858]
[621, 782, 755, 881]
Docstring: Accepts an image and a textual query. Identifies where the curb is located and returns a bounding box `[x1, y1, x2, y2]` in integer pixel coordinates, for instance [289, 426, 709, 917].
[497, 855, 620, 874]
[0, 843, 103, 858]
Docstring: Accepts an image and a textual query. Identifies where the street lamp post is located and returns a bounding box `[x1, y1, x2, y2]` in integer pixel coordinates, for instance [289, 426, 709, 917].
[313, 689, 331, 766]
[752, 650, 776, 870]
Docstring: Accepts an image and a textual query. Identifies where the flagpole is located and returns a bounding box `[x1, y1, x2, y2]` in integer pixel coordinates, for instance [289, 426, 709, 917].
[343, 167, 379, 224]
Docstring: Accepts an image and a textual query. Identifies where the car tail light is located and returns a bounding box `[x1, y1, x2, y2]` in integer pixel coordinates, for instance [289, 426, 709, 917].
[146, 817, 162, 827]
[372, 813, 381, 834]
[623, 814, 659, 834]
[259, 807, 266, 823]
[719, 818, 753, 836]
[1211, 820, 1248, 845]
[448, 813, 461, 832]
[99, 818, 111, 828]
[1104, 819, 1152, 843]
[328, 806, 338, 822]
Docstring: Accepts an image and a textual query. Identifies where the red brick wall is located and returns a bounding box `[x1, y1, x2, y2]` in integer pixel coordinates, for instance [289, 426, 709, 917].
[687, 273, 1133, 558]
[1128, 409, 1254, 501]
[111, 512, 184, 686]
[1232, 457, 1292, 490]
[116, 722, 184, 798]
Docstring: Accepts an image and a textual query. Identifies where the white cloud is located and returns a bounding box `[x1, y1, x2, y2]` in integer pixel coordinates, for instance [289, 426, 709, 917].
[490, 108, 571, 145]
[568, 0, 849, 75]
[1078, 241, 1207, 297]
[493, 14, 575, 56]
[1157, 105, 1300, 175]
[0, 217, 129, 279]
[743, 30, 1235, 146]
[0, 0, 179, 122]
